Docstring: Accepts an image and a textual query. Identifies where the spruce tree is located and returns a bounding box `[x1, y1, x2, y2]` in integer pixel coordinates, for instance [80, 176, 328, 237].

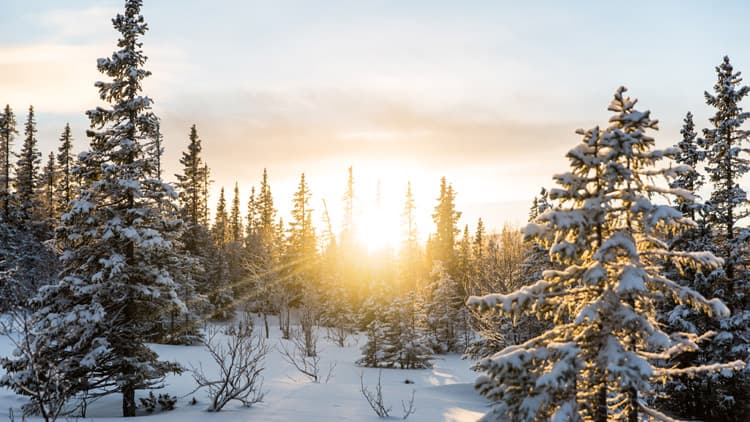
[229, 182, 243, 243]
[15, 106, 42, 226]
[379, 294, 433, 369]
[431, 177, 461, 271]
[666, 56, 750, 420]
[175, 124, 209, 227]
[0, 105, 17, 221]
[56, 123, 76, 215]
[25, 1, 185, 415]
[341, 166, 355, 247]
[245, 169, 279, 338]
[424, 262, 463, 353]
[40, 152, 57, 222]
[288, 173, 316, 274]
[399, 181, 421, 289]
[468, 87, 742, 421]
[172, 124, 214, 343]
[212, 187, 229, 245]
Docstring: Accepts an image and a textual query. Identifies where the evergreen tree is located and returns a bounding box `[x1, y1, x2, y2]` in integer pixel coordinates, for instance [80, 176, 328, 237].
[399, 181, 421, 290]
[664, 56, 750, 420]
[172, 124, 214, 343]
[341, 166, 355, 247]
[212, 187, 229, 246]
[431, 177, 461, 271]
[378, 294, 433, 369]
[40, 152, 57, 222]
[671, 112, 704, 221]
[245, 169, 278, 338]
[246, 185, 258, 241]
[175, 124, 209, 227]
[288, 173, 316, 273]
[229, 182, 243, 243]
[0, 105, 17, 221]
[257, 168, 276, 245]
[209, 187, 234, 319]
[15, 106, 42, 226]
[19, 1, 185, 416]
[468, 87, 742, 421]
[424, 262, 463, 353]
[56, 123, 76, 215]
[473, 218, 485, 266]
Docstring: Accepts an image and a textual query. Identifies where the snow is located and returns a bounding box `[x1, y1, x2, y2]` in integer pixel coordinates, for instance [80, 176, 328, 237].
[0, 314, 488, 422]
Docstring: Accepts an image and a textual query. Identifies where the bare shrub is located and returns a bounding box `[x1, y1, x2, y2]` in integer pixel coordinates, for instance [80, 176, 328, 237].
[279, 328, 335, 383]
[360, 371, 415, 420]
[190, 319, 268, 411]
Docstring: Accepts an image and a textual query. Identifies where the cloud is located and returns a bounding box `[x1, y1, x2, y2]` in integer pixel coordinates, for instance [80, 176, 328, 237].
[38, 6, 120, 42]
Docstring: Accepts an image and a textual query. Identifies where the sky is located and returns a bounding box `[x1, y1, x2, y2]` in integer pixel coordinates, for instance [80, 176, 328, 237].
[2, 1, 750, 245]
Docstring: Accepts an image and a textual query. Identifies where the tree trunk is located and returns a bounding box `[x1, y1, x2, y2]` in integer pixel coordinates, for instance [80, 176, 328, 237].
[594, 383, 607, 422]
[627, 386, 637, 422]
[122, 384, 136, 417]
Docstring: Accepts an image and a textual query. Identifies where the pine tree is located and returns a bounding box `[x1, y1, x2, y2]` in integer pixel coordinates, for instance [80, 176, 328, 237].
[245, 169, 278, 338]
[671, 112, 704, 221]
[229, 182, 243, 243]
[288, 173, 316, 272]
[341, 166, 355, 247]
[468, 87, 743, 421]
[175, 124, 209, 227]
[431, 177, 461, 271]
[209, 187, 234, 319]
[56, 123, 76, 215]
[22, 1, 185, 416]
[257, 168, 276, 246]
[664, 56, 750, 420]
[399, 181, 421, 290]
[379, 294, 433, 369]
[0, 105, 17, 221]
[246, 185, 258, 241]
[172, 124, 214, 344]
[40, 152, 57, 222]
[212, 187, 229, 246]
[424, 262, 463, 353]
[15, 106, 42, 226]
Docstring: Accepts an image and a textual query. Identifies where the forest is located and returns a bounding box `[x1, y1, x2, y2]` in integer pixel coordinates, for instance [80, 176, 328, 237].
[0, 1, 749, 421]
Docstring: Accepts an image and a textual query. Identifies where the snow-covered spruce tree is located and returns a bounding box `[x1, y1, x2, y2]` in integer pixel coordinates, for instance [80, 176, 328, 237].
[209, 187, 235, 320]
[13, 1, 185, 416]
[171, 124, 214, 341]
[661, 56, 750, 421]
[431, 177, 461, 273]
[357, 317, 386, 368]
[56, 123, 76, 215]
[380, 293, 433, 369]
[468, 87, 743, 421]
[424, 261, 463, 353]
[0, 105, 18, 222]
[15, 106, 42, 229]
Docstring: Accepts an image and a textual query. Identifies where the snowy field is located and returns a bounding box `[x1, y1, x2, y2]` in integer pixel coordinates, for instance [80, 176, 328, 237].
[0, 315, 488, 421]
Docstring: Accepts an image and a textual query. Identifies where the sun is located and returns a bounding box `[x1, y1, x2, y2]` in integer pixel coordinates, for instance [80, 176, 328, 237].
[357, 205, 401, 254]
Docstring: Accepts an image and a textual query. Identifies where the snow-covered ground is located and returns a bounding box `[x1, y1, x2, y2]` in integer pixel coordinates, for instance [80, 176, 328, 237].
[0, 315, 488, 421]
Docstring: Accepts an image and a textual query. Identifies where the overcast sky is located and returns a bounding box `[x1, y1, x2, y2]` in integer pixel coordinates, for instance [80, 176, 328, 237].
[2, 0, 749, 238]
